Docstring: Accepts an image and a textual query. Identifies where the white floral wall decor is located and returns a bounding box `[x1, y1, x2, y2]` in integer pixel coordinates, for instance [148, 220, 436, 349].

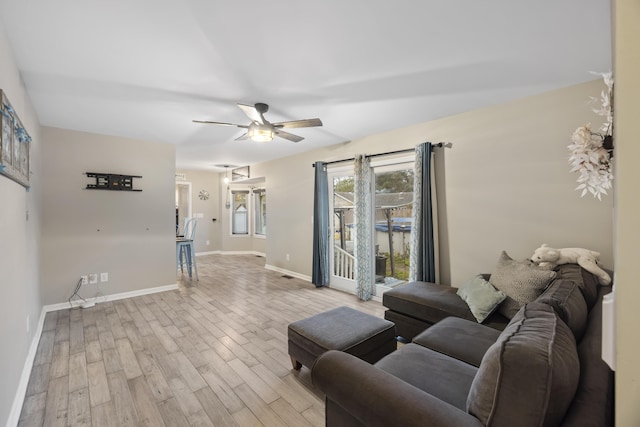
[568, 72, 614, 200]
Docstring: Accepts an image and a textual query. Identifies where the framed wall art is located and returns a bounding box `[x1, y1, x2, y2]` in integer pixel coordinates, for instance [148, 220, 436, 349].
[0, 90, 32, 188]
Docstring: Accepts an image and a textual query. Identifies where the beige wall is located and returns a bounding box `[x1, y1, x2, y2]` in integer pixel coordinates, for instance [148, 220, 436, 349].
[0, 23, 43, 425]
[614, 0, 640, 424]
[253, 80, 614, 286]
[250, 154, 315, 272]
[40, 127, 176, 305]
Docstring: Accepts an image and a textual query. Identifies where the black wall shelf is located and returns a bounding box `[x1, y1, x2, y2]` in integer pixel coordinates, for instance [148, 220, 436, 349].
[85, 172, 142, 191]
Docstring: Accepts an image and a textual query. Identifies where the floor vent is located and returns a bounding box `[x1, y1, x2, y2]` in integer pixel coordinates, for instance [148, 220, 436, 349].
[282, 275, 294, 279]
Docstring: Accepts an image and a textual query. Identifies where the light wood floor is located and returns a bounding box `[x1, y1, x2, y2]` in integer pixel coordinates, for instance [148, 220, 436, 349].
[19, 254, 385, 426]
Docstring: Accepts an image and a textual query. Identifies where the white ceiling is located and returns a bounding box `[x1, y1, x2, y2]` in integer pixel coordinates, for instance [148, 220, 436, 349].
[0, 1, 611, 171]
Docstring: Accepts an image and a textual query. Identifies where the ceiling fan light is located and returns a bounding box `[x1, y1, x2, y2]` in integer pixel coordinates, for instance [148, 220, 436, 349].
[248, 127, 274, 142]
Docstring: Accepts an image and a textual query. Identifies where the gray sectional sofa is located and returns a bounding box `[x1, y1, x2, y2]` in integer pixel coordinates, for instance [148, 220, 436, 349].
[312, 264, 614, 427]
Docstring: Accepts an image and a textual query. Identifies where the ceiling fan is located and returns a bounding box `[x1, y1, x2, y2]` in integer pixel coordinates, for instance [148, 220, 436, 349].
[193, 102, 323, 143]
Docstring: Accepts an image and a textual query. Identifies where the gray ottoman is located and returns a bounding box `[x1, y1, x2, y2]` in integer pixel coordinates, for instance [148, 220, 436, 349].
[287, 306, 397, 370]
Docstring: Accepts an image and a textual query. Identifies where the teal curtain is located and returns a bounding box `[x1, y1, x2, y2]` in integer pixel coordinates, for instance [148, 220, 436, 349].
[312, 162, 330, 287]
[409, 142, 436, 283]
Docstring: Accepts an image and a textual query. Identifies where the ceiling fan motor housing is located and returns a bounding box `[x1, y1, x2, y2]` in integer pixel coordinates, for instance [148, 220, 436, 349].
[254, 102, 269, 114]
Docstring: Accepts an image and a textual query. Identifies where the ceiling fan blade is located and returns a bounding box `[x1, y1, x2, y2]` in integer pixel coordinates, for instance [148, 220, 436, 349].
[192, 120, 248, 128]
[235, 132, 250, 141]
[275, 129, 304, 143]
[237, 103, 265, 125]
[272, 118, 323, 129]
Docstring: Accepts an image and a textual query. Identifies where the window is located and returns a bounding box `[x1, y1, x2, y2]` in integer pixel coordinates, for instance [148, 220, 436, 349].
[229, 188, 266, 236]
[231, 190, 249, 235]
[254, 189, 266, 236]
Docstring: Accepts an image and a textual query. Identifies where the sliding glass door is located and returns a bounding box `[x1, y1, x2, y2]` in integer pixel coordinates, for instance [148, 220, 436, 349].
[372, 161, 414, 294]
[326, 157, 415, 297]
[328, 168, 356, 293]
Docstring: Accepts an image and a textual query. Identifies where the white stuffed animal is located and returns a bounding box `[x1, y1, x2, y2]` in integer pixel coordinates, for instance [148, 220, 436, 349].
[530, 244, 612, 286]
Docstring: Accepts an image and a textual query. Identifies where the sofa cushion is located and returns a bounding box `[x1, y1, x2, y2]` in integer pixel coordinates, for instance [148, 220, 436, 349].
[489, 251, 557, 318]
[537, 278, 588, 340]
[554, 263, 600, 310]
[467, 303, 579, 427]
[413, 317, 501, 367]
[456, 275, 506, 323]
[375, 343, 478, 411]
[383, 281, 477, 325]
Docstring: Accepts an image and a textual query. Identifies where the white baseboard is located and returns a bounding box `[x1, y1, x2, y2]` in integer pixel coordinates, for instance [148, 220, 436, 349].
[7, 283, 178, 427]
[194, 250, 266, 257]
[264, 264, 311, 282]
[42, 283, 179, 313]
[220, 250, 265, 257]
[195, 250, 220, 256]
[6, 306, 47, 427]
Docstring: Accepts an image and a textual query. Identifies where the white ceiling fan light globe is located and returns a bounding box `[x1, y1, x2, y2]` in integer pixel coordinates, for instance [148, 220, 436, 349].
[248, 123, 274, 142]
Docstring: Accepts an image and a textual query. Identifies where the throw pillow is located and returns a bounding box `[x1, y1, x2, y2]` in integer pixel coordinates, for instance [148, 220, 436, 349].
[489, 251, 557, 319]
[456, 275, 506, 323]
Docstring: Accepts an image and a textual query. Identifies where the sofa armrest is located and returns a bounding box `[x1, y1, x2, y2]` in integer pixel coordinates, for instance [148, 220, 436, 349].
[312, 350, 483, 427]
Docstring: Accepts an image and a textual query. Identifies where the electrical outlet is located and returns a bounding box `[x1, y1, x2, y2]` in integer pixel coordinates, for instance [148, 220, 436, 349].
[81, 275, 88, 285]
[206, 240, 210, 246]
[89, 273, 98, 284]
[100, 272, 108, 283]
[26, 315, 30, 333]
[286, 253, 290, 261]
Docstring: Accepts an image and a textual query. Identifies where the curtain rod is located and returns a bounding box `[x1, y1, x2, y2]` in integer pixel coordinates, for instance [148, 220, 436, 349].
[312, 142, 443, 167]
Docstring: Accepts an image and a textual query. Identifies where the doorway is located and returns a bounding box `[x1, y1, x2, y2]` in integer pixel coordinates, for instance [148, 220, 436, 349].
[175, 182, 192, 236]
